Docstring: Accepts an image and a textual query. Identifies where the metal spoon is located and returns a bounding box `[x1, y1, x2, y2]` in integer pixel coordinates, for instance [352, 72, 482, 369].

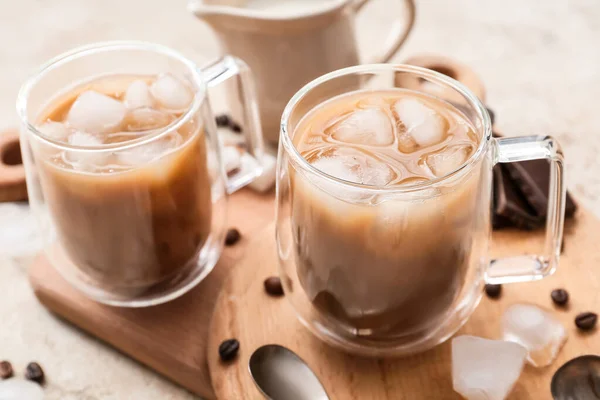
[249, 344, 330, 400]
[551, 355, 600, 399]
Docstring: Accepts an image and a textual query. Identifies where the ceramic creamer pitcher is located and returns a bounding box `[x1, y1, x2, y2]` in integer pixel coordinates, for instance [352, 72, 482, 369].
[189, 0, 416, 145]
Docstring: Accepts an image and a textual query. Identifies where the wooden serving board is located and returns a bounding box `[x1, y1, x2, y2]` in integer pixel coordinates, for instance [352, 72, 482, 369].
[207, 211, 598, 400]
[28, 188, 275, 399]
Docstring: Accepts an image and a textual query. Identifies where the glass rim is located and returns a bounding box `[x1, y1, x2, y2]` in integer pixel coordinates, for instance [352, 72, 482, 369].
[15, 40, 206, 152]
[280, 63, 493, 194]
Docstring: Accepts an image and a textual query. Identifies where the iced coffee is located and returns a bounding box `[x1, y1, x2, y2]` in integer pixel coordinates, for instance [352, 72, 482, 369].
[291, 89, 484, 338]
[35, 74, 212, 295]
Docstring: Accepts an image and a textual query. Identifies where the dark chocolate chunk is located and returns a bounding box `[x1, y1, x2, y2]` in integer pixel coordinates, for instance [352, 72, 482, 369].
[493, 165, 543, 230]
[0, 361, 13, 379]
[503, 159, 577, 219]
[25, 362, 45, 384]
[575, 312, 598, 331]
[264, 276, 284, 296]
[485, 283, 502, 299]
[551, 288, 569, 306]
[225, 228, 241, 246]
[219, 339, 240, 362]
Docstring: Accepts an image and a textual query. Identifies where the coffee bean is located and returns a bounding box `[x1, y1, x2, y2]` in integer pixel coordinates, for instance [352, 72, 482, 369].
[575, 312, 598, 331]
[264, 276, 284, 296]
[0, 361, 13, 379]
[215, 114, 231, 128]
[25, 362, 44, 384]
[225, 228, 241, 246]
[485, 284, 502, 299]
[551, 288, 569, 306]
[230, 122, 242, 133]
[219, 339, 240, 362]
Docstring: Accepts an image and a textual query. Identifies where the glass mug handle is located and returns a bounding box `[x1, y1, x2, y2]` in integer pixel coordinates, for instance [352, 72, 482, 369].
[352, 0, 416, 64]
[200, 56, 265, 194]
[488, 135, 566, 284]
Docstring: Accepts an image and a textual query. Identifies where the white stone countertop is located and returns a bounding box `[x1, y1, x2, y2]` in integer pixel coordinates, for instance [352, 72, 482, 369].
[0, 0, 599, 398]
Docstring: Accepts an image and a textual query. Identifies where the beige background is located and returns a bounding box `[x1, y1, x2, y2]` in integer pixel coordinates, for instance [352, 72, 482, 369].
[0, 0, 598, 398]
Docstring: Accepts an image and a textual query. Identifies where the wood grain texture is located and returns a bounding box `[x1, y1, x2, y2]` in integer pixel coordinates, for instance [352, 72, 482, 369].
[28, 188, 275, 399]
[208, 210, 598, 400]
[0, 129, 27, 202]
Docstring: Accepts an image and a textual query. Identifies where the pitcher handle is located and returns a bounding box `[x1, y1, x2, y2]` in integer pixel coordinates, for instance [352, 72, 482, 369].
[200, 56, 265, 194]
[352, 0, 416, 64]
[487, 135, 566, 284]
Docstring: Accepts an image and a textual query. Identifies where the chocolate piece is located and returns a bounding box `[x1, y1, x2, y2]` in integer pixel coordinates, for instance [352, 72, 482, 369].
[484, 283, 502, 299]
[0, 361, 13, 379]
[25, 362, 45, 384]
[551, 288, 569, 306]
[264, 276, 284, 296]
[503, 159, 577, 219]
[493, 166, 543, 230]
[219, 339, 240, 362]
[575, 312, 598, 331]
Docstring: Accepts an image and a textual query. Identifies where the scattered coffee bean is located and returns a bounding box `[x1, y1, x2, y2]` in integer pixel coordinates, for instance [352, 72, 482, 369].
[225, 228, 241, 246]
[551, 288, 569, 307]
[25, 362, 44, 384]
[215, 114, 231, 128]
[230, 122, 242, 133]
[575, 312, 598, 331]
[485, 284, 502, 299]
[219, 339, 240, 362]
[264, 276, 284, 296]
[0, 361, 13, 379]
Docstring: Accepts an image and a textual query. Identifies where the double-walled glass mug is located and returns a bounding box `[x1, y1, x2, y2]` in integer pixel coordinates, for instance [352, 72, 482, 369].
[276, 64, 566, 356]
[17, 41, 264, 307]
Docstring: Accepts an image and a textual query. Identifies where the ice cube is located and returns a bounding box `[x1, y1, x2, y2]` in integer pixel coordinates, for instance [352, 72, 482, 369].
[222, 145, 241, 175]
[0, 378, 45, 400]
[393, 98, 447, 148]
[123, 107, 173, 132]
[124, 79, 154, 109]
[65, 131, 108, 169]
[66, 90, 127, 134]
[311, 147, 394, 187]
[249, 152, 277, 192]
[425, 144, 472, 177]
[68, 131, 103, 147]
[502, 303, 568, 367]
[327, 108, 394, 146]
[452, 335, 527, 400]
[118, 133, 182, 166]
[37, 121, 69, 141]
[150, 74, 194, 112]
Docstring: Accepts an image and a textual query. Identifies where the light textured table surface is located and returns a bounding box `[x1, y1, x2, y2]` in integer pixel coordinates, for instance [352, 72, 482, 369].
[0, 0, 599, 398]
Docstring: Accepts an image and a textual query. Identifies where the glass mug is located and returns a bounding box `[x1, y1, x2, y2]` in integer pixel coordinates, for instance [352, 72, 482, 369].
[275, 64, 566, 356]
[17, 41, 264, 307]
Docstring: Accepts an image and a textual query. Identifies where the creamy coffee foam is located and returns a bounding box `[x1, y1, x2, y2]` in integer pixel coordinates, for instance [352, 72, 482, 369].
[291, 89, 484, 338]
